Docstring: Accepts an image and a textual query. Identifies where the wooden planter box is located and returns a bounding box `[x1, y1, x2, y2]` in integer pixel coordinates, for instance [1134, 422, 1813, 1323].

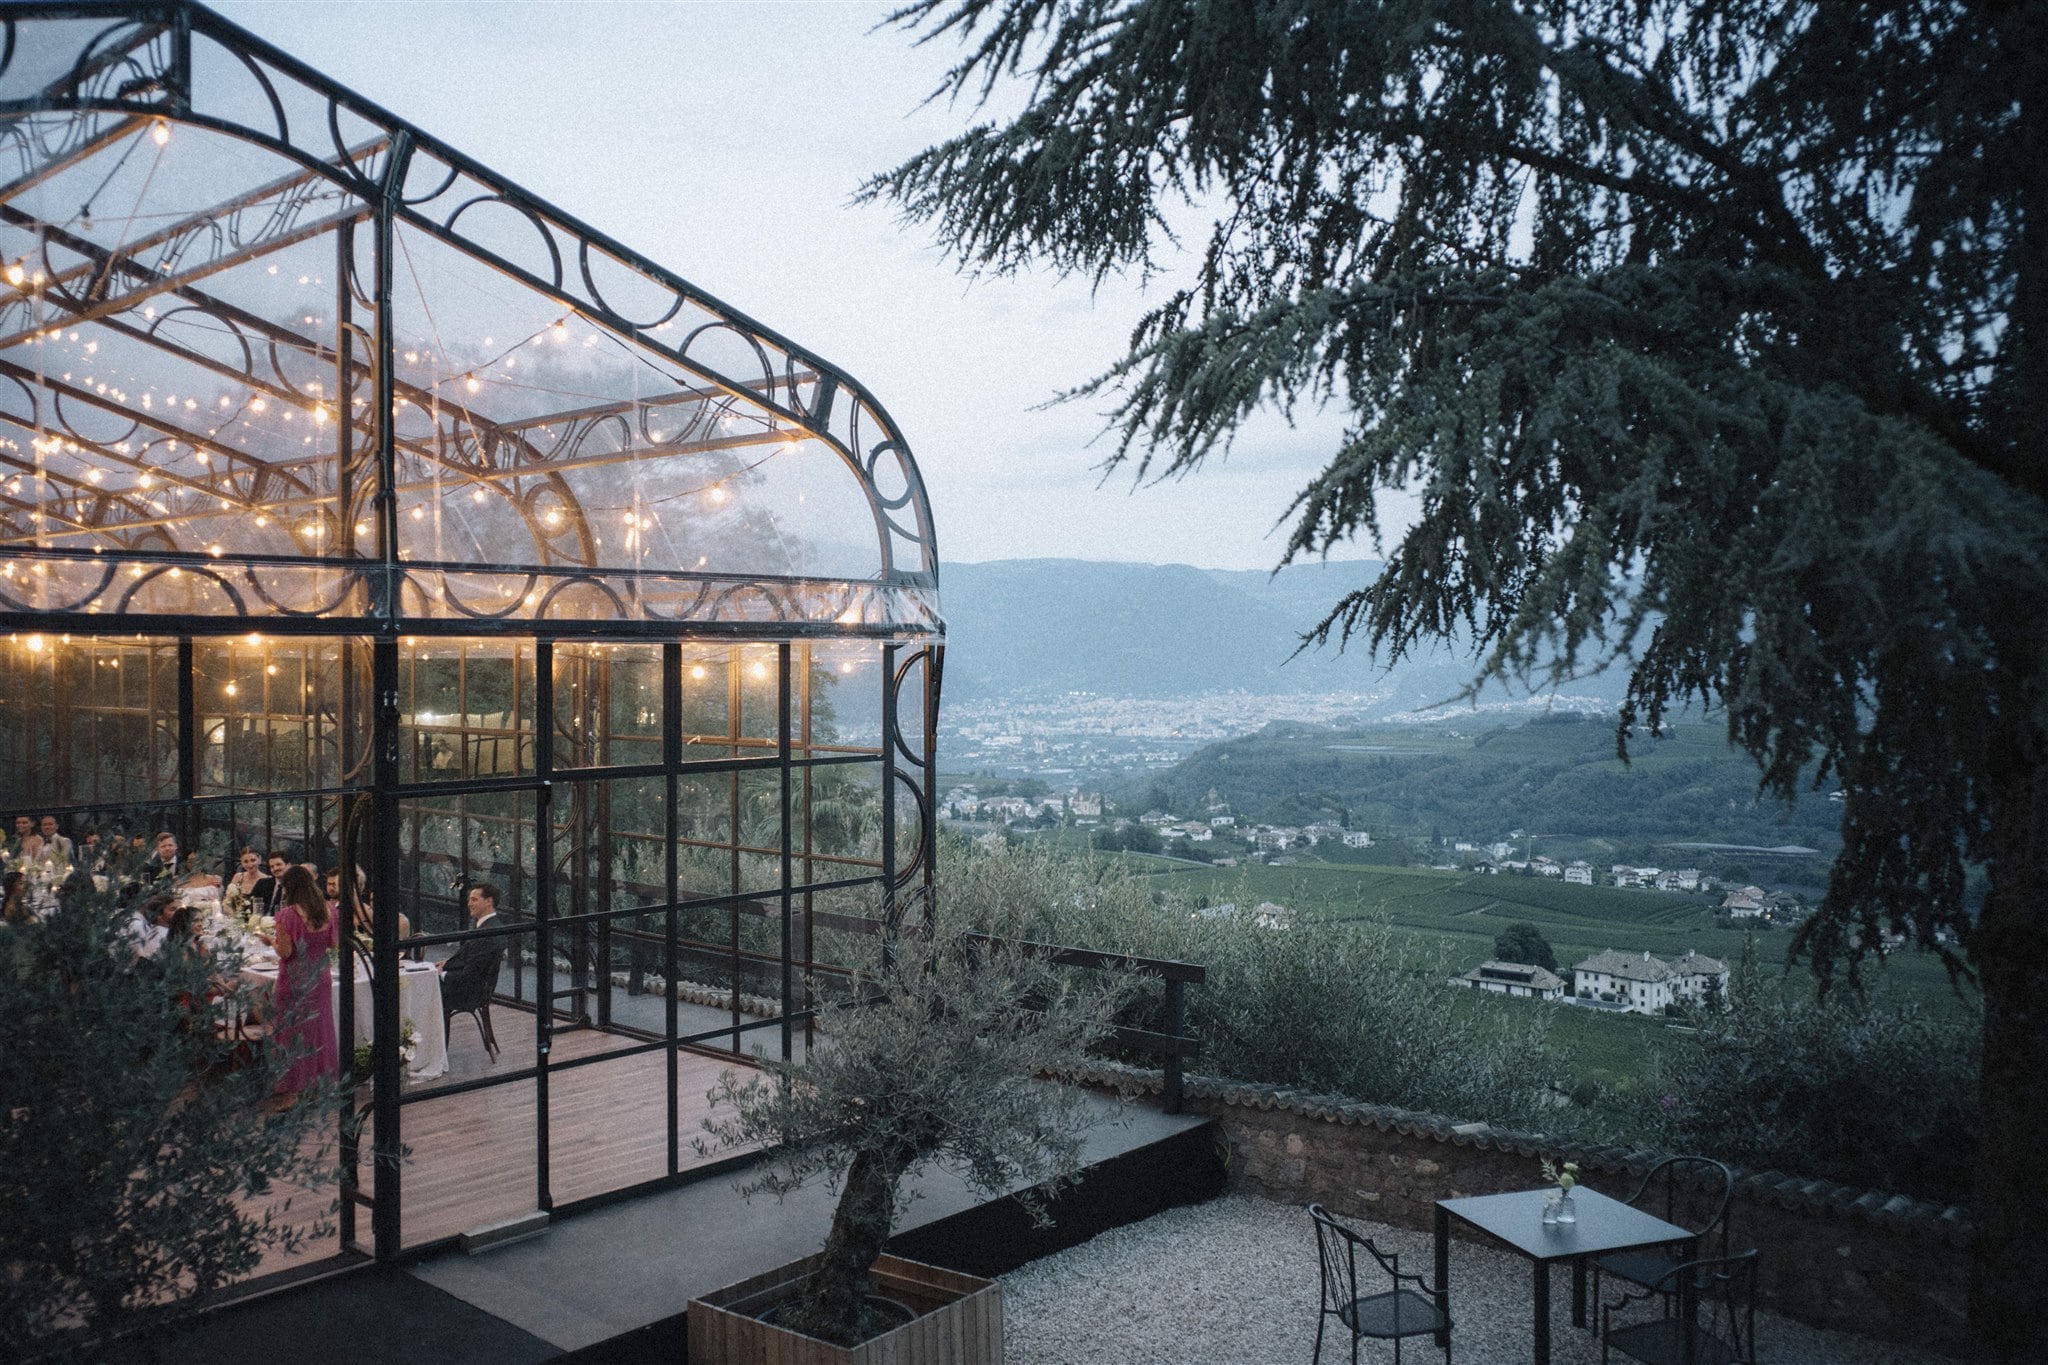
[688, 1253, 1002, 1365]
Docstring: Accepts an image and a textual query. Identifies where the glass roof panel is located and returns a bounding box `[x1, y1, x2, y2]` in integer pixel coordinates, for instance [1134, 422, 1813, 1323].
[0, 2, 938, 636]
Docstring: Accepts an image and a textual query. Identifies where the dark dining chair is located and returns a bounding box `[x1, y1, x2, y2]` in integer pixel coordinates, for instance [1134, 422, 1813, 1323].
[440, 941, 506, 1059]
[1592, 1156, 1734, 1308]
[1309, 1203, 1451, 1364]
[1602, 1249, 1758, 1365]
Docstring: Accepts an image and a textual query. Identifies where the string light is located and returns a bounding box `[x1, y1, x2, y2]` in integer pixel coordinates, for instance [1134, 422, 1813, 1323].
[151, 118, 170, 146]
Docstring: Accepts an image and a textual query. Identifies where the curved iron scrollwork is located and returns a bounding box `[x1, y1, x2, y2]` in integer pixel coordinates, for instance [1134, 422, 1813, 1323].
[0, 3, 941, 613]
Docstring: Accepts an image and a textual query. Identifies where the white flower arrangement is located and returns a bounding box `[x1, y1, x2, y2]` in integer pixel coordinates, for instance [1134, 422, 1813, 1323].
[1541, 1157, 1580, 1192]
[398, 1018, 419, 1067]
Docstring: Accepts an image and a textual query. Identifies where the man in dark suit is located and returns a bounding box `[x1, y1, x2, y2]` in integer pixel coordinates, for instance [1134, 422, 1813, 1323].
[438, 882, 506, 1054]
[132, 830, 181, 896]
[248, 851, 293, 917]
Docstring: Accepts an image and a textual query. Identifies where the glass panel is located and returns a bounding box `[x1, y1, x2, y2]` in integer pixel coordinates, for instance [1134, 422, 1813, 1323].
[552, 642, 661, 770]
[678, 644, 731, 758]
[0, 120, 368, 567]
[397, 1083, 539, 1250]
[396, 789, 535, 945]
[804, 640, 885, 753]
[399, 638, 534, 783]
[735, 770, 784, 897]
[674, 772, 735, 900]
[381, 221, 891, 585]
[737, 644, 780, 747]
[799, 759, 883, 875]
[195, 636, 349, 795]
[549, 1051, 672, 1207]
[0, 634, 182, 810]
[548, 775, 666, 1048]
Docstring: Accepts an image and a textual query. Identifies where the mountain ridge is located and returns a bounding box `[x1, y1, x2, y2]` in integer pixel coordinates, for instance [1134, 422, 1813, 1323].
[936, 558, 1629, 716]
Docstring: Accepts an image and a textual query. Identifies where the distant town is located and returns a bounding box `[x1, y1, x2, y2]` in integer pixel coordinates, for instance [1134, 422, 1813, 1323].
[941, 781, 1816, 921]
[939, 687, 1605, 782]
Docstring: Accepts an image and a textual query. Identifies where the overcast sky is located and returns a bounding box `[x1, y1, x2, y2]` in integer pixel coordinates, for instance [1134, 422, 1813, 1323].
[209, 0, 1383, 573]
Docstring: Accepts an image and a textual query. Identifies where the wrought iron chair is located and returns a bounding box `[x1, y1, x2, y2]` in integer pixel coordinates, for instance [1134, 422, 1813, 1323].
[1308, 1203, 1451, 1364]
[441, 942, 506, 1059]
[1592, 1156, 1734, 1308]
[1602, 1250, 1758, 1365]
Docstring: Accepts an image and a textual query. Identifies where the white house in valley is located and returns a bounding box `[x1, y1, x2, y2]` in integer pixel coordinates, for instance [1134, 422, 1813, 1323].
[1572, 948, 1730, 1014]
[1573, 948, 1676, 1014]
[1451, 960, 1568, 1001]
[1667, 950, 1731, 1005]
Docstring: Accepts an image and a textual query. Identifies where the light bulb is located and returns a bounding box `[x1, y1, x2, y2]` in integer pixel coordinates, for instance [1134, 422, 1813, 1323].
[151, 119, 170, 146]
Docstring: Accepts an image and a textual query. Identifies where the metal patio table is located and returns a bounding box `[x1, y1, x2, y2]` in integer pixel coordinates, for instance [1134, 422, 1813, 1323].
[1433, 1188, 1696, 1365]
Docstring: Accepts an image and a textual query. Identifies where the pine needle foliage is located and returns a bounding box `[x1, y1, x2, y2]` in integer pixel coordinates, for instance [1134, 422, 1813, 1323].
[0, 889, 335, 1359]
[866, 3, 2048, 1348]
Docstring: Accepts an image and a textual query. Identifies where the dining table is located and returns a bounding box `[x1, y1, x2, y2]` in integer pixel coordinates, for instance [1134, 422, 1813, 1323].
[1433, 1187, 1696, 1365]
[238, 950, 450, 1080]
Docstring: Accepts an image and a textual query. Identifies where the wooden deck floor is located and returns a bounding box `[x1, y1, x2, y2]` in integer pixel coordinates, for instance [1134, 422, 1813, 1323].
[239, 1005, 762, 1282]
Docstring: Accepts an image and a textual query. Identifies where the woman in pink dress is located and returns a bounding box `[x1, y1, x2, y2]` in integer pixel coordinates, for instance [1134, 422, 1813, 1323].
[271, 864, 338, 1099]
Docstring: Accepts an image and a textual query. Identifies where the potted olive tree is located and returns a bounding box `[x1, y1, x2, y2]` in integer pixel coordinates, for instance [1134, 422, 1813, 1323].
[690, 930, 1123, 1362]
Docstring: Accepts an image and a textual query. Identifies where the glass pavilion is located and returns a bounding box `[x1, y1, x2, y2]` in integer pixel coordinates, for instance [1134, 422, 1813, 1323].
[0, 1, 943, 1264]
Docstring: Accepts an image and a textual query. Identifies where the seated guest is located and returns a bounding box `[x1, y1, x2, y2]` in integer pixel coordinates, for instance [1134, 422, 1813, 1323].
[224, 847, 263, 915]
[249, 851, 292, 917]
[6, 814, 31, 860]
[437, 883, 506, 1045]
[38, 815, 73, 868]
[134, 831, 181, 895]
[127, 894, 184, 959]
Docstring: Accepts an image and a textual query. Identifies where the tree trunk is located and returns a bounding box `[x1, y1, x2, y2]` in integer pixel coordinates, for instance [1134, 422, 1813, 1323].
[799, 1147, 904, 1346]
[1969, 754, 2048, 1357]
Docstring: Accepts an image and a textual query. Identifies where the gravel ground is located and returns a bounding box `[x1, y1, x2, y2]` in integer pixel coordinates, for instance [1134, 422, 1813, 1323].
[1001, 1196, 1958, 1365]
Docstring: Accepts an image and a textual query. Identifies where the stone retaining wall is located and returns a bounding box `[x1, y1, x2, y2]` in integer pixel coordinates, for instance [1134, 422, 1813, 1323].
[1069, 1062, 1975, 1360]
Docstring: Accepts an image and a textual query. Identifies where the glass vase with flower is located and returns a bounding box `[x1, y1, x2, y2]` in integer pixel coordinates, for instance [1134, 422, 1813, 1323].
[1540, 1157, 1580, 1226]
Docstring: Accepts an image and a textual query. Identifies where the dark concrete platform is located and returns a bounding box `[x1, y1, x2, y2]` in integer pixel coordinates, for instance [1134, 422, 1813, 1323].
[139, 1092, 1215, 1363]
[116, 1266, 558, 1365]
[412, 1092, 1214, 1356]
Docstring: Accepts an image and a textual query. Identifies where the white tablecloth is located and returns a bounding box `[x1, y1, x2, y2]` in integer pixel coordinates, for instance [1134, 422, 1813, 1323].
[240, 958, 449, 1079]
